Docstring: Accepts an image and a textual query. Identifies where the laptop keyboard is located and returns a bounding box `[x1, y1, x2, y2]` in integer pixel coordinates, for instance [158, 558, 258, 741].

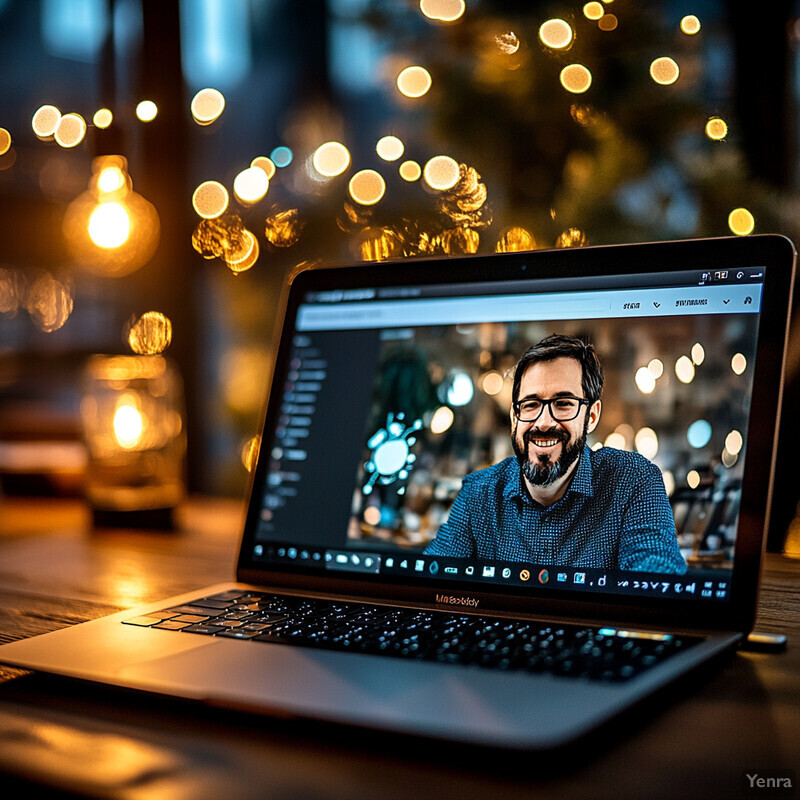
[122, 590, 698, 682]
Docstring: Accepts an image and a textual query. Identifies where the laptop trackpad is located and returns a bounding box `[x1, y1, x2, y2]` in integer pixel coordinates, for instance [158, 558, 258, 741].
[118, 638, 623, 747]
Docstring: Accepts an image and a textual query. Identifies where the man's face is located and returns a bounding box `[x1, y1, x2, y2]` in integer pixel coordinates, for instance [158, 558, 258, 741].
[511, 357, 601, 488]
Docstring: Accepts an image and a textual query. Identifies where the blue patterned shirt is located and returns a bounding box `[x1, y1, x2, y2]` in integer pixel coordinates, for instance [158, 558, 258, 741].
[425, 446, 687, 574]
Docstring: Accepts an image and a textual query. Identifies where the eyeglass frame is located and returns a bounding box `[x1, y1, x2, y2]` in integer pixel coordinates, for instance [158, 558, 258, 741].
[512, 395, 593, 423]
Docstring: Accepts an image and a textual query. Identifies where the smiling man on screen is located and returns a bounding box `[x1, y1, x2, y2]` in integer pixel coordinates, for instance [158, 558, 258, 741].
[424, 334, 687, 574]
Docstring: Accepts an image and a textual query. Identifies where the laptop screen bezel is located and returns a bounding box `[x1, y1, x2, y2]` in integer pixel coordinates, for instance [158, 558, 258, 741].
[236, 234, 795, 634]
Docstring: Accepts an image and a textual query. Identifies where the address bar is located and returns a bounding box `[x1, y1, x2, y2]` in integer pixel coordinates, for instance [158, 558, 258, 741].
[296, 292, 611, 331]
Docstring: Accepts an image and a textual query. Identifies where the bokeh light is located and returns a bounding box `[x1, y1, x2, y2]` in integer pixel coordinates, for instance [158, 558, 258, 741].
[495, 32, 520, 55]
[397, 66, 432, 98]
[686, 470, 701, 489]
[192, 181, 230, 219]
[650, 57, 680, 85]
[728, 207, 755, 236]
[423, 155, 460, 190]
[224, 228, 259, 274]
[496, 226, 535, 252]
[376, 135, 404, 162]
[680, 15, 701, 35]
[251, 156, 276, 179]
[191, 87, 226, 125]
[430, 405, 455, 434]
[691, 342, 705, 365]
[725, 430, 743, 455]
[420, 0, 465, 22]
[233, 166, 270, 204]
[583, 2, 604, 21]
[312, 141, 351, 177]
[539, 19, 574, 50]
[635, 366, 656, 394]
[647, 358, 664, 378]
[54, 113, 87, 148]
[92, 108, 113, 129]
[635, 427, 659, 460]
[128, 311, 173, 355]
[0, 128, 11, 156]
[705, 117, 728, 141]
[687, 419, 712, 449]
[560, 64, 592, 94]
[556, 227, 588, 247]
[32, 105, 61, 139]
[270, 146, 293, 167]
[136, 100, 158, 122]
[399, 160, 422, 181]
[481, 371, 504, 395]
[731, 353, 747, 375]
[604, 432, 627, 450]
[349, 169, 386, 205]
[675, 355, 695, 383]
[598, 14, 618, 32]
[264, 207, 304, 247]
[24, 271, 73, 332]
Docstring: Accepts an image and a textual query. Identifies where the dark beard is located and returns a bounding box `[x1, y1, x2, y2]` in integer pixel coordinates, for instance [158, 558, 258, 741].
[512, 420, 587, 488]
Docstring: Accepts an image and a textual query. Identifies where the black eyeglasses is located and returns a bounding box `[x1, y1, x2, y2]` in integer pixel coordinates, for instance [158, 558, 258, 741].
[513, 396, 591, 423]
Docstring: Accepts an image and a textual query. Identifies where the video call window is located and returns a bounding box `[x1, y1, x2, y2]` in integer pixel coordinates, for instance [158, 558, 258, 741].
[346, 313, 757, 574]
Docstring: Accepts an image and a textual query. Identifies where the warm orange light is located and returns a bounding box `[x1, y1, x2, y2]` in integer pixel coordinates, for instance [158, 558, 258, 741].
[32, 105, 61, 139]
[0, 128, 11, 156]
[376, 135, 404, 162]
[191, 88, 225, 125]
[88, 202, 131, 248]
[54, 113, 87, 148]
[397, 66, 432, 98]
[193, 181, 230, 219]
[650, 57, 680, 85]
[560, 64, 592, 94]
[423, 155, 460, 190]
[93, 108, 113, 129]
[539, 19, 574, 49]
[349, 170, 386, 205]
[312, 141, 351, 177]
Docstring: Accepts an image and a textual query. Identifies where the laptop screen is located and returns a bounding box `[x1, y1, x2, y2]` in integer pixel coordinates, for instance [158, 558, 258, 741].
[239, 237, 793, 624]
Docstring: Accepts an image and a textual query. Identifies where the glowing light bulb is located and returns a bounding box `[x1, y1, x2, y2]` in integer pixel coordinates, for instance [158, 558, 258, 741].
[88, 202, 131, 248]
[113, 402, 144, 449]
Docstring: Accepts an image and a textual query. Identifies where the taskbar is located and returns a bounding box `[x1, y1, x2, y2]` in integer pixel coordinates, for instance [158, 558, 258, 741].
[252, 542, 732, 602]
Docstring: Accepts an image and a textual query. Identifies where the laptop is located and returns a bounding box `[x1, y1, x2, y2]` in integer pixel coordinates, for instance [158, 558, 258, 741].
[0, 234, 794, 751]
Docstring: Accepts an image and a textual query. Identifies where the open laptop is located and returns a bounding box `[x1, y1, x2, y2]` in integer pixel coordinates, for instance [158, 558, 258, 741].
[0, 234, 794, 751]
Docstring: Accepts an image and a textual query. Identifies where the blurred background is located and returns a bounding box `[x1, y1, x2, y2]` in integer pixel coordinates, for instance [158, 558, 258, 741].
[0, 0, 798, 549]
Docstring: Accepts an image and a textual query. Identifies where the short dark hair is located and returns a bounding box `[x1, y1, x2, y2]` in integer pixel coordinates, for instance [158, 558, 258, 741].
[512, 334, 604, 406]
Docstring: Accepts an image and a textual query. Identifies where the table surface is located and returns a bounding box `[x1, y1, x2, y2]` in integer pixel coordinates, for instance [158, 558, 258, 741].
[0, 496, 798, 800]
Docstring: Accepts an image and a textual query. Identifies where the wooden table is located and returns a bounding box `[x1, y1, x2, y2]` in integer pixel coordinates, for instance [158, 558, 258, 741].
[0, 496, 798, 800]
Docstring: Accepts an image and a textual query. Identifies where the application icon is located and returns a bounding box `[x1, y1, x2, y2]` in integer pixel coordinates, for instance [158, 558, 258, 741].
[538, 569, 549, 584]
[482, 566, 495, 578]
[574, 572, 586, 584]
[520, 569, 531, 582]
[444, 566, 458, 575]
[385, 558, 394, 568]
[502, 567, 511, 579]
[415, 559, 425, 572]
[429, 561, 439, 575]
[465, 566, 475, 576]
[400, 560, 408, 569]
[557, 572, 568, 582]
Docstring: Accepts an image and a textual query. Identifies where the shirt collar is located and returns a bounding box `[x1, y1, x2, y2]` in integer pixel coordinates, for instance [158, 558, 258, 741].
[503, 444, 595, 504]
